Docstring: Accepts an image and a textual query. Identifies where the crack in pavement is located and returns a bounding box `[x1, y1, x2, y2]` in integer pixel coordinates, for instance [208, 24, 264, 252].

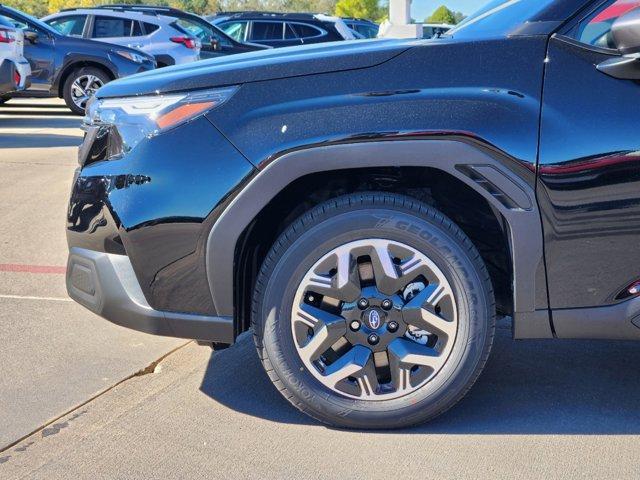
[0, 340, 192, 458]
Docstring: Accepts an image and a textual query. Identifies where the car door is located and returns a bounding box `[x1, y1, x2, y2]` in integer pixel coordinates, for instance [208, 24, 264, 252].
[0, 9, 55, 90]
[537, 0, 640, 310]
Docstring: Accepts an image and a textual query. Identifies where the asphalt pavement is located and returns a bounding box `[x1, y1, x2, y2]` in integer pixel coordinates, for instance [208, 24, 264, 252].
[1, 98, 639, 480]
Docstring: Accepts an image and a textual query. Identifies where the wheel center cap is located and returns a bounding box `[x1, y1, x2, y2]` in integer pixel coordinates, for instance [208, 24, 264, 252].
[363, 308, 384, 330]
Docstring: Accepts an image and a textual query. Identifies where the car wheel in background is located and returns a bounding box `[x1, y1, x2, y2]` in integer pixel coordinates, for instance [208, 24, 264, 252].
[0, 94, 10, 105]
[252, 192, 496, 429]
[63, 67, 109, 115]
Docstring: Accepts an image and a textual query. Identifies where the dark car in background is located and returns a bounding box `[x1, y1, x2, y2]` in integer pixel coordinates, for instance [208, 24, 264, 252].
[84, 5, 269, 59]
[66, 0, 640, 430]
[0, 4, 155, 114]
[208, 12, 355, 47]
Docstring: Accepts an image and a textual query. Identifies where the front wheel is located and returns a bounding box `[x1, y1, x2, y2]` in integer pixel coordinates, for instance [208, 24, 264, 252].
[63, 67, 109, 115]
[252, 192, 495, 429]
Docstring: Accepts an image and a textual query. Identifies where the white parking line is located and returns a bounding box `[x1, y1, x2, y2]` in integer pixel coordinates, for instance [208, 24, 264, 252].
[0, 294, 72, 302]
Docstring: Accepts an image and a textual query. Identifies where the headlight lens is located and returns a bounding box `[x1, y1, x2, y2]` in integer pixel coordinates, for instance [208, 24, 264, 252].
[114, 50, 148, 64]
[84, 86, 238, 156]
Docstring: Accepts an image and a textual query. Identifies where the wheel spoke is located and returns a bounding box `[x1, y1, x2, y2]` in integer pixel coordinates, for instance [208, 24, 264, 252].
[355, 359, 380, 398]
[388, 338, 443, 392]
[369, 242, 405, 295]
[295, 305, 346, 363]
[322, 345, 371, 387]
[307, 249, 360, 302]
[401, 284, 456, 339]
[85, 75, 97, 89]
[71, 82, 86, 97]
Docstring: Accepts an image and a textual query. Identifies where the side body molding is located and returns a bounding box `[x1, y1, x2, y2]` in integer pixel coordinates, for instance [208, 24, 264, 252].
[206, 139, 552, 339]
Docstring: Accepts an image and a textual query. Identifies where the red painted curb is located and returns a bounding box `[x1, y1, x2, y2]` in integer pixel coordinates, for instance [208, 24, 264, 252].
[0, 264, 67, 274]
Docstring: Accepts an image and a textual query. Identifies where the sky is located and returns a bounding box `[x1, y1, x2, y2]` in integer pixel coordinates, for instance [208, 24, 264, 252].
[411, 0, 486, 21]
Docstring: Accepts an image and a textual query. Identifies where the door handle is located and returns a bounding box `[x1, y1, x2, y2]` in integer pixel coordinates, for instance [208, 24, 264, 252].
[597, 54, 640, 80]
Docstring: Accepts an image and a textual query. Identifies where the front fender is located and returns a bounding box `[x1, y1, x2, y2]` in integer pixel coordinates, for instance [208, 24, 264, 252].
[205, 138, 550, 338]
[53, 53, 117, 92]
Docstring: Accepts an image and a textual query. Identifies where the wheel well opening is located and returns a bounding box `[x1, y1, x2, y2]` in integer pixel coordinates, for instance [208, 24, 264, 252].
[234, 167, 513, 334]
[57, 62, 115, 98]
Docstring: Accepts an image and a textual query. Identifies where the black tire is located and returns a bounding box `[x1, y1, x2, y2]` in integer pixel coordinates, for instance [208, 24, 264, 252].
[252, 192, 495, 429]
[62, 66, 110, 115]
[0, 95, 10, 105]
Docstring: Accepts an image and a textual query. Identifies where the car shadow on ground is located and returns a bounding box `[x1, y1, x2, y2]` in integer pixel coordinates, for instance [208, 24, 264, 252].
[0, 100, 82, 149]
[200, 319, 640, 434]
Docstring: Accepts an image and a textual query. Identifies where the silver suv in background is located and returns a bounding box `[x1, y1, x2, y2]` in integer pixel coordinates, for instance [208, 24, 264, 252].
[0, 14, 30, 100]
[43, 9, 200, 67]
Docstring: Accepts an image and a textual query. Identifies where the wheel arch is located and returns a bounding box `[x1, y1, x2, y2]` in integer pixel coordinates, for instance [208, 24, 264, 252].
[55, 58, 116, 98]
[206, 139, 551, 340]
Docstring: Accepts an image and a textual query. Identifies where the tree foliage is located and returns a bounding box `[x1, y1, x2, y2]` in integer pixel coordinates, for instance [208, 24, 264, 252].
[2, 0, 360, 18]
[452, 10, 465, 24]
[425, 5, 456, 24]
[334, 0, 382, 21]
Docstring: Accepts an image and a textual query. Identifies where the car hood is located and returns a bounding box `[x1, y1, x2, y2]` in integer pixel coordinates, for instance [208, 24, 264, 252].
[96, 39, 415, 98]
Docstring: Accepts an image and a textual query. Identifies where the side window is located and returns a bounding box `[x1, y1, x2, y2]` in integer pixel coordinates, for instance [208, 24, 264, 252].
[250, 21, 284, 41]
[47, 15, 87, 37]
[143, 22, 159, 34]
[289, 22, 323, 39]
[174, 18, 231, 47]
[355, 24, 379, 38]
[285, 23, 298, 39]
[219, 21, 247, 41]
[210, 28, 232, 47]
[131, 20, 143, 36]
[572, 0, 640, 49]
[92, 16, 139, 38]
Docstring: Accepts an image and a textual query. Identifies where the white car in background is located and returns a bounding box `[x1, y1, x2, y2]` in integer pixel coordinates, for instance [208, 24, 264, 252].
[0, 14, 30, 99]
[43, 8, 201, 67]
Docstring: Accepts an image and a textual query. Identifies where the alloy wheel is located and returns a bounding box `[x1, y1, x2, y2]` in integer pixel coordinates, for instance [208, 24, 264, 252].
[291, 238, 458, 400]
[70, 74, 104, 111]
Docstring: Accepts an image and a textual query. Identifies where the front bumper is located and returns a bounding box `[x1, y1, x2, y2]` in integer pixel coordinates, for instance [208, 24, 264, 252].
[66, 247, 234, 342]
[67, 113, 254, 342]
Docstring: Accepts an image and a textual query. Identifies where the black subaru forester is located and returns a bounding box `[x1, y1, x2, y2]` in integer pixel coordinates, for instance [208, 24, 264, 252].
[66, 0, 640, 429]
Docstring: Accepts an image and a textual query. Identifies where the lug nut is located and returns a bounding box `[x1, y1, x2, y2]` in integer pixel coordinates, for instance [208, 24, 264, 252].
[387, 321, 399, 333]
[367, 333, 380, 345]
[349, 320, 361, 332]
[381, 299, 393, 310]
[357, 298, 369, 309]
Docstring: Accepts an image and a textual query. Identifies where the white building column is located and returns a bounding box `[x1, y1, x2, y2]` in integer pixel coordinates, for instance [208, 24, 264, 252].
[380, 0, 422, 38]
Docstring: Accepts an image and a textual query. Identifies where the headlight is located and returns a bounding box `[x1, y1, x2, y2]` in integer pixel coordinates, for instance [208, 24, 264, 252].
[84, 86, 238, 156]
[114, 50, 149, 64]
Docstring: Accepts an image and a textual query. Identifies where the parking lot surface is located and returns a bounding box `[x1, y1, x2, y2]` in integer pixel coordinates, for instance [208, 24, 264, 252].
[1, 99, 639, 479]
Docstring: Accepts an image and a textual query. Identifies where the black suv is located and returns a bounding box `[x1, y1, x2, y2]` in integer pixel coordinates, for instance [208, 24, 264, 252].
[0, 4, 155, 114]
[66, 0, 640, 429]
[208, 12, 352, 47]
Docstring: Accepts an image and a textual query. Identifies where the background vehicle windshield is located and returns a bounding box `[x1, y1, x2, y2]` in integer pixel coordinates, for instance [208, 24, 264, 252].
[446, 0, 556, 38]
[2, 5, 59, 35]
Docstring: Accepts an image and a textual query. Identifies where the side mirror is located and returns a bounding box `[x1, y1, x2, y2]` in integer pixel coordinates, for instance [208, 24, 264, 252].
[24, 29, 38, 44]
[597, 7, 640, 80]
[611, 7, 640, 54]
